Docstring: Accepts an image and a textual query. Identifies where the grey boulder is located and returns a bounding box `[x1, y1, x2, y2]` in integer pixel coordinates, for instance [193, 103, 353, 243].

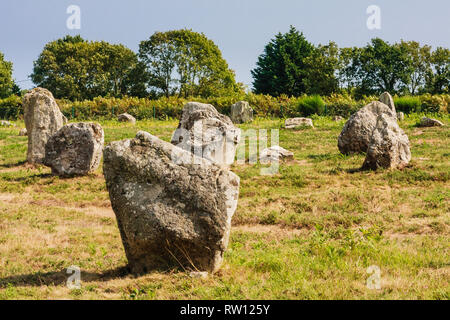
[362, 114, 411, 170]
[118, 113, 136, 124]
[260, 146, 294, 164]
[338, 101, 396, 155]
[0, 120, 15, 127]
[285, 118, 314, 129]
[19, 128, 28, 136]
[397, 112, 405, 121]
[419, 117, 444, 127]
[379, 92, 396, 113]
[230, 101, 253, 124]
[23, 88, 65, 164]
[103, 131, 240, 273]
[44, 122, 104, 177]
[171, 102, 241, 165]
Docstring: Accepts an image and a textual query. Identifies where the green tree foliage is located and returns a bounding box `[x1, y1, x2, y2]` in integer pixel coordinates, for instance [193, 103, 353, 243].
[251, 26, 314, 96]
[425, 47, 450, 94]
[31, 35, 143, 100]
[138, 29, 240, 98]
[399, 41, 432, 94]
[303, 42, 340, 95]
[0, 52, 14, 99]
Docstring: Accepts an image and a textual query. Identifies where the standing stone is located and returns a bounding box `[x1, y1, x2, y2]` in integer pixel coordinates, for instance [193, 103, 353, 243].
[103, 131, 240, 273]
[230, 101, 253, 124]
[259, 146, 294, 164]
[362, 114, 411, 170]
[419, 117, 444, 127]
[285, 118, 314, 129]
[118, 113, 136, 124]
[338, 101, 396, 155]
[379, 92, 396, 113]
[171, 102, 241, 165]
[333, 116, 345, 122]
[23, 88, 65, 164]
[19, 128, 27, 136]
[397, 112, 405, 121]
[44, 123, 104, 177]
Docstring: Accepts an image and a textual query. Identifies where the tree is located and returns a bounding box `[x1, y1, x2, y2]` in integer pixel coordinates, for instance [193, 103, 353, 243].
[342, 38, 412, 95]
[0, 52, 13, 98]
[399, 41, 432, 95]
[425, 47, 450, 94]
[251, 26, 314, 96]
[139, 29, 240, 98]
[31, 35, 143, 100]
[302, 41, 340, 95]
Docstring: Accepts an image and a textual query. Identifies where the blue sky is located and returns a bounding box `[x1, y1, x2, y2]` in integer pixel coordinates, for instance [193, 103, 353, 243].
[1, 0, 449, 89]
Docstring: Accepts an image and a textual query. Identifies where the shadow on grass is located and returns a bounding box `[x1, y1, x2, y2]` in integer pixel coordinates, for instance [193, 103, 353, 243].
[0, 266, 131, 288]
[0, 160, 27, 169]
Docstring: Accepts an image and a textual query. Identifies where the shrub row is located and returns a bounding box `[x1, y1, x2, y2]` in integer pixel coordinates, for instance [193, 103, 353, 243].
[1, 93, 448, 120]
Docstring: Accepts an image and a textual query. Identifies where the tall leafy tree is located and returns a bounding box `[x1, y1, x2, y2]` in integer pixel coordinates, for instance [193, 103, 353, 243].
[302, 41, 340, 95]
[0, 52, 13, 98]
[425, 47, 450, 94]
[399, 41, 432, 95]
[31, 35, 143, 100]
[251, 26, 314, 96]
[139, 29, 240, 98]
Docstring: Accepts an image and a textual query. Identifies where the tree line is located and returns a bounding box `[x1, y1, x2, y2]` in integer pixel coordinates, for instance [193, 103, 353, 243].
[0, 27, 448, 101]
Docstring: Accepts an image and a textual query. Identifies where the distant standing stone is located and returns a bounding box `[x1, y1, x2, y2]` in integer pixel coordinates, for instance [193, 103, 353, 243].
[362, 114, 411, 170]
[103, 131, 240, 274]
[397, 112, 405, 121]
[23, 88, 65, 164]
[171, 102, 241, 165]
[333, 116, 345, 122]
[379, 92, 396, 113]
[118, 113, 136, 124]
[285, 118, 314, 129]
[44, 122, 104, 177]
[259, 146, 294, 164]
[419, 117, 444, 127]
[19, 128, 27, 136]
[338, 101, 396, 155]
[230, 101, 253, 124]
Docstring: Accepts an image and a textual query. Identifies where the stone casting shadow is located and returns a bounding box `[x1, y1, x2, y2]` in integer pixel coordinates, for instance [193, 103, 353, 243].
[0, 266, 131, 288]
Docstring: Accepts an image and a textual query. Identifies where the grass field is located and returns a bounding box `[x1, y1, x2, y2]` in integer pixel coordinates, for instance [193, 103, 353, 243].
[0, 114, 449, 300]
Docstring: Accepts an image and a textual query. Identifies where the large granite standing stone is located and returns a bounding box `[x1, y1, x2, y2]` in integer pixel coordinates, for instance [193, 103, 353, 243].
[44, 123, 104, 177]
[362, 114, 411, 170]
[230, 101, 253, 124]
[338, 101, 396, 155]
[23, 88, 65, 164]
[103, 131, 240, 273]
[171, 102, 241, 165]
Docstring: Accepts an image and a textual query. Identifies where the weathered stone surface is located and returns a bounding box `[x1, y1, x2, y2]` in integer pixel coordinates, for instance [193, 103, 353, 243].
[362, 114, 411, 170]
[19, 128, 27, 136]
[419, 117, 444, 127]
[230, 101, 253, 124]
[23, 88, 65, 164]
[171, 102, 241, 165]
[44, 122, 104, 177]
[379, 92, 396, 113]
[285, 117, 314, 129]
[0, 120, 15, 127]
[118, 113, 136, 124]
[259, 146, 294, 164]
[338, 101, 396, 155]
[397, 112, 405, 121]
[103, 131, 240, 273]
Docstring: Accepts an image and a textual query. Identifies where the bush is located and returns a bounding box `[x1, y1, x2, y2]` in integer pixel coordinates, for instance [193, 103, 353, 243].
[0, 95, 22, 119]
[322, 93, 360, 117]
[420, 94, 447, 114]
[297, 95, 325, 116]
[394, 96, 422, 113]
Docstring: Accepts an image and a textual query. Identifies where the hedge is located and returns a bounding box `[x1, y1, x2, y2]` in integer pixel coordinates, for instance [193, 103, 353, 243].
[1, 93, 448, 121]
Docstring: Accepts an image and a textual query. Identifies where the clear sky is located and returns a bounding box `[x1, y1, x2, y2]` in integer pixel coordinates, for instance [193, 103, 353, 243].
[1, 0, 449, 89]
